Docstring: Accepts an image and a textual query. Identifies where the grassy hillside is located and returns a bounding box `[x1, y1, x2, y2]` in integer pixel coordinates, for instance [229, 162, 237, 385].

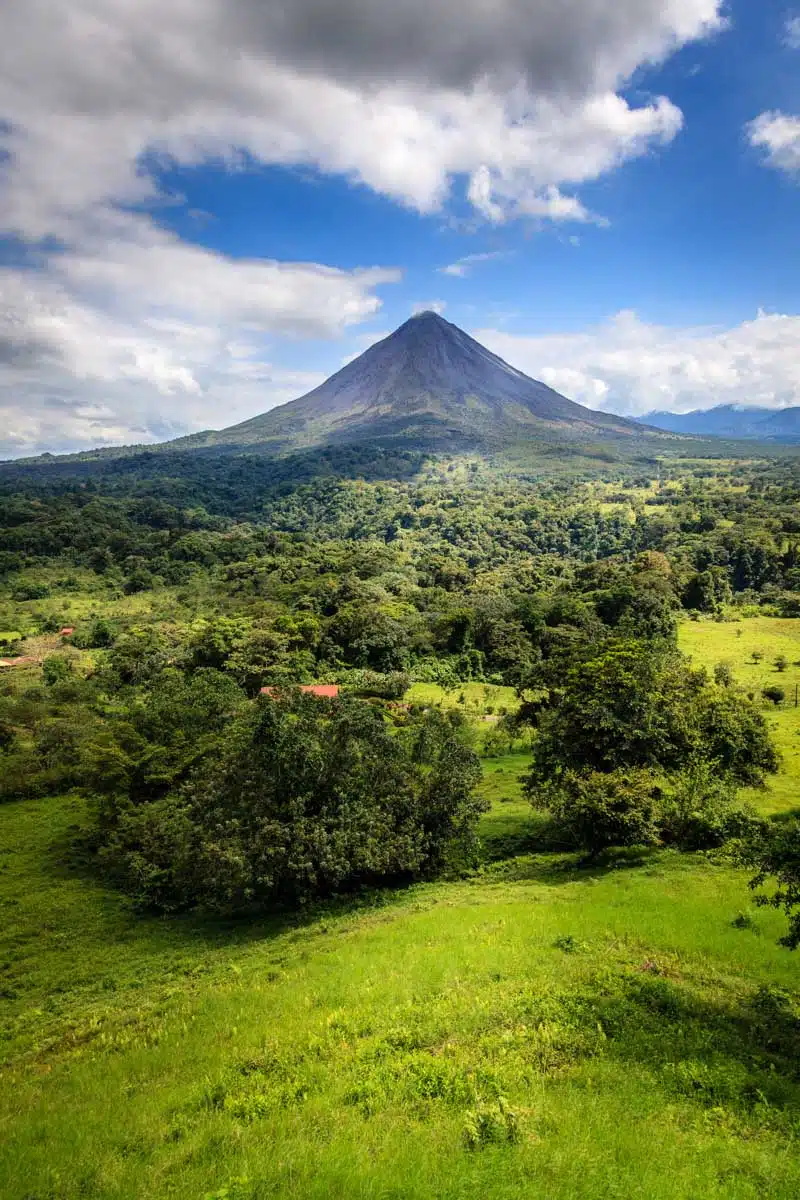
[678, 617, 800, 814]
[4, 611, 800, 1198]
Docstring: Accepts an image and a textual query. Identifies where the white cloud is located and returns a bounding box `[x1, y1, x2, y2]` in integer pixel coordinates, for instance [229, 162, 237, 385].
[747, 111, 800, 176]
[0, 0, 723, 235]
[0, 246, 388, 457]
[411, 300, 447, 315]
[475, 310, 800, 415]
[439, 252, 510, 278]
[785, 16, 800, 49]
[0, 0, 726, 455]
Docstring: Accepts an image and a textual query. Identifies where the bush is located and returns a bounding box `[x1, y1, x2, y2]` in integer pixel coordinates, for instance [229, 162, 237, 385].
[656, 761, 758, 850]
[97, 694, 486, 913]
[71, 617, 116, 650]
[525, 640, 778, 788]
[713, 662, 733, 687]
[533, 759, 760, 857]
[763, 685, 785, 706]
[743, 819, 800, 948]
[42, 655, 73, 686]
[531, 768, 661, 857]
[12, 582, 50, 601]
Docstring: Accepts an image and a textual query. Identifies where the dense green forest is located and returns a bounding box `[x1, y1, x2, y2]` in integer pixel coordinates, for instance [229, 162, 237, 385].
[4, 441, 800, 1198]
[3, 445, 800, 900]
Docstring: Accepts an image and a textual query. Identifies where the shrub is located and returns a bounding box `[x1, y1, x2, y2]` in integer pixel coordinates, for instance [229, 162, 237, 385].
[343, 670, 410, 700]
[743, 820, 800, 948]
[42, 655, 73, 686]
[775, 654, 789, 673]
[531, 768, 661, 857]
[71, 618, 115, 650]
[12, 581, 50, 601]
[656, 761, 758, 850]
[763, 685, 785, 706]
[462, 1097, 519, 1150]
[525, 639, 778, 788]
[713, 662, 733, 687]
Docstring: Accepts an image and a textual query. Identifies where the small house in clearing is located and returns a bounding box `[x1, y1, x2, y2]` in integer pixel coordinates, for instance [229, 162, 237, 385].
[260, 684, 340, 699]
[59, 627, 75, 638]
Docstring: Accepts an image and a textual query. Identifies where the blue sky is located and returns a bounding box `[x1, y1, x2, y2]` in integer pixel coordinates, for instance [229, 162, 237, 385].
[1, 0, 799, 455]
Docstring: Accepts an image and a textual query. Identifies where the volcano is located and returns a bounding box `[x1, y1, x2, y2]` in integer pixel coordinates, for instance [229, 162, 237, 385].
[196, 311, 644, 452]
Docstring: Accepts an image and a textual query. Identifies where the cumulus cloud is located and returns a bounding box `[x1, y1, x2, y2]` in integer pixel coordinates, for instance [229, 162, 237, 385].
[1, 0, 723, 233]
[0, 0, 726, 454]
[747, 111, 800, 175]
[475, 311, 800, 415]
[0, 246, 382, 457]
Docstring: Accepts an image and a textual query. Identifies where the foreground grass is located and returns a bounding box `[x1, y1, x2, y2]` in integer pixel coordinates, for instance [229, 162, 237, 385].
[3, 761, 800, 1198]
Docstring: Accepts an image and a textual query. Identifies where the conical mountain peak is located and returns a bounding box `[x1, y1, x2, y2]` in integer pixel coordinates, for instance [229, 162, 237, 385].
[210, 313, 643, 451]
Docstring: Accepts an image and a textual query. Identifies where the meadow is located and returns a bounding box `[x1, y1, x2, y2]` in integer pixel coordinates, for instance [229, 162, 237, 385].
[678, 616, 800, 814]
[2, 617, 800, 1199]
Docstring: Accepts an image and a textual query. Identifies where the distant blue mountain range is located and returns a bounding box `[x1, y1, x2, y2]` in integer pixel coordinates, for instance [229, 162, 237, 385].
[636, 404, 800, 441]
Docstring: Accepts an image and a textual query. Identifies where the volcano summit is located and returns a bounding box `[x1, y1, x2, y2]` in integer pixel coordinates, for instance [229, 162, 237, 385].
[194, 311, 643, 452]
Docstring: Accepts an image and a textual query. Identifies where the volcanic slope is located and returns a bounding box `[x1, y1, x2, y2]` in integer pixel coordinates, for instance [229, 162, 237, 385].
[194, 311, 646, 452]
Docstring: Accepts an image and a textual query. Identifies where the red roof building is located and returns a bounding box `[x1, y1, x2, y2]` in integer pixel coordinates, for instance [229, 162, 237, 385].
[260, 684, 340, 699]
[59, 627, 75, 637]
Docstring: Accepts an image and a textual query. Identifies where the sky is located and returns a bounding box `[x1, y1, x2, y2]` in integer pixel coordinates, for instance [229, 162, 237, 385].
[1, 0, 799, 457]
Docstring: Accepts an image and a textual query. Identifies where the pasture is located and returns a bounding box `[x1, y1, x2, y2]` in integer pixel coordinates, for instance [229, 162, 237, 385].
[1, 616, 800, 1198]
[679, 616, 800, 814]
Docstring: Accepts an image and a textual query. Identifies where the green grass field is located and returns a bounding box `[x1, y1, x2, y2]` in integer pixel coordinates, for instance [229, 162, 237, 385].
[2, 618, 800, 1198]
[679, 616, 800, 814]
[405, 682, 518, 713]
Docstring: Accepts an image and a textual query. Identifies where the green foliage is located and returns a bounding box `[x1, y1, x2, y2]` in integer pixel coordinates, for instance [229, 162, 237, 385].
[108, 626, 171, 684]
[657, 760, 760, 851]
[462, 1096, 520, 1149]
[99, 695, 485, 913]
[683, 568, 732, 614]
[42, 654, 73, 686]
[525, 640, 778, 791]
[745, 820, 800, 948]
[714, 661, 734, 686]
[531, 768, 661, 856]
[342, 670, 411, 699]
[71, 616, 115, 649]
[763, 685, 786, 706]
[85, 668, 248, 809]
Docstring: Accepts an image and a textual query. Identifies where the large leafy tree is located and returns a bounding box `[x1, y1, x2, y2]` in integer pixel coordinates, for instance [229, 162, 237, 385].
[97, 695, 485, 913]
[525, 640, 777, 786]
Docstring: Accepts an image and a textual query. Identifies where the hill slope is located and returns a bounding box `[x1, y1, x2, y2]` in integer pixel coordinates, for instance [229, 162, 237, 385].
[192, 311, 645, 452]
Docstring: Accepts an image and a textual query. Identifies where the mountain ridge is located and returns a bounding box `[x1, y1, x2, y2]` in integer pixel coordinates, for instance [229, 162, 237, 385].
[637, 404, 800, 441]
